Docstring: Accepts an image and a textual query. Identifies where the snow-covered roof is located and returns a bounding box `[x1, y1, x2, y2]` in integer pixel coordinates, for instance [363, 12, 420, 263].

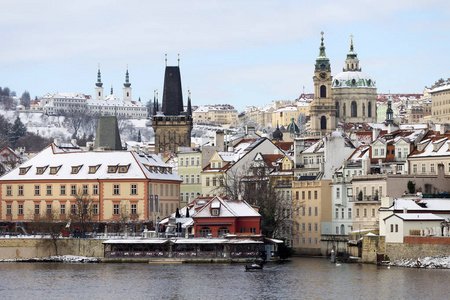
[0, 143, 180, 182]
[382, 198, 450, 212]
[386, 213, 445, 221]
[194, 196, 260, 218]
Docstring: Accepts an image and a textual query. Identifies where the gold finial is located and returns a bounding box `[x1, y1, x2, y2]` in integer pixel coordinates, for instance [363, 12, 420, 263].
[350, 34, 354, 47]
[321, 31, 324, 41]
[165, 54, 167, 66]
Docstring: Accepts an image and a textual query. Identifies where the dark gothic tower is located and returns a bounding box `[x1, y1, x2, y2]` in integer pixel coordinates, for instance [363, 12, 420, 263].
[152, 56, 193, 154]
[162, 66, 184, 115]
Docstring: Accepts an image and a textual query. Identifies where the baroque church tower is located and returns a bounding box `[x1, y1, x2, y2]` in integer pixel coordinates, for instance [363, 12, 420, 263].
[152, 56, 193, 154]
[310, 32, 335, 136]
[95, 64, 104, 100]
[123, 66, 132, 101]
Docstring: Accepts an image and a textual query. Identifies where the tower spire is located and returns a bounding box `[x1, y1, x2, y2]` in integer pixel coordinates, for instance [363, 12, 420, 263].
[178, 53, 180, 66]
[165, 54, 167, 67]
[96, 63, 103, 87]
[111, 85, 113, 95]
[124, 64, 131, 87]
[315, 31, 330, 72]
[187, 89, 192, 117]
[345, 34, 360, 71]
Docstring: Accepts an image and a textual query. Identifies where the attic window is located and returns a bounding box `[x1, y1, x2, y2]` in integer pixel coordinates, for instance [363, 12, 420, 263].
[71, 165, 83, 174]
[19, 166, 31, 175]
[118, 164, 130, 173]
[168, 167, 172, 174]
[89, 165, 101, 174]
[107, 166, 117, 173]
[49, 166, 62, 175]
[212, 208, 219, 216]
[36, 166, 48, 175]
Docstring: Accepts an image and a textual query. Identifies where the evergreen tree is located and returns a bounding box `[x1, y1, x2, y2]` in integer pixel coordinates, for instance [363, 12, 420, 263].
[20, 91, 31, 108]
[10, 116, 27, 147]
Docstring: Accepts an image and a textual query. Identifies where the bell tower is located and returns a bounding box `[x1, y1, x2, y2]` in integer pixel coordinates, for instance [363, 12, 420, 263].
[310, 32, 335, 136]
[123, 66, 132, 101]
[95, 64, 104, 100]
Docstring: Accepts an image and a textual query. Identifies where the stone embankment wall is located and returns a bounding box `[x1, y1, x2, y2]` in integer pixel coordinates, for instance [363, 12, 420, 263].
[0, 238, 105, 259]
[386, 237, 450, 261]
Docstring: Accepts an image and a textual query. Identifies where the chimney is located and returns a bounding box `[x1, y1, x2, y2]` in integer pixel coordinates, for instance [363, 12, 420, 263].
[440, 124, 450, 135]
[54, 138, 60, 147]
[215, 130, 225, 151]
[71, 139, 77, 146]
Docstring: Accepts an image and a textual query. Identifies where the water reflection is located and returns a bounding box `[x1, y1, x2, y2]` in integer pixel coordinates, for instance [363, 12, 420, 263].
[0, 258, 449, 299]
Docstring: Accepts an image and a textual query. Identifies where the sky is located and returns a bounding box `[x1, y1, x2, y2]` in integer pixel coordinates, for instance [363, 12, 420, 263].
[1, 0, 449, 111]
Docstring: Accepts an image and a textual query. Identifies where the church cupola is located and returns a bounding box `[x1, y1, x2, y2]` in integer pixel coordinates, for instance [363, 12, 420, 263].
[344, 35, 361, 72]
[315, 31, 331, 72]
[94, 64, 104, 100]
[123, 65, 132, 101]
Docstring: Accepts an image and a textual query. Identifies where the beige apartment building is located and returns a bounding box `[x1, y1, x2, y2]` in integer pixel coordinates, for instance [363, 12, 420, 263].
[193, 105, 238, 126]
[292, 179, 331, 255]
[430, 79, 450, 123]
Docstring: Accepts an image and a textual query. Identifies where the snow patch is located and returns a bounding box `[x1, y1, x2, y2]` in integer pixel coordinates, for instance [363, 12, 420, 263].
[392, 255, 450, 269]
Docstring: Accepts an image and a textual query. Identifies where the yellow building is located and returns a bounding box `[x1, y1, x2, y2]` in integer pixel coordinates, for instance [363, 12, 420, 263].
[0, 143, 181, 223]
[291, 179, 332, 255]
[430, 79, 450, 123]
[193, 105, 238, 126]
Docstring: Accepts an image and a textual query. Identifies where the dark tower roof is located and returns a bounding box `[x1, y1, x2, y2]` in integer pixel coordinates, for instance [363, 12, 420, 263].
[94, 116, 122, 150]
[162, 66, 184, 116]
[124, 68, 131, 88]
[187, 90, 192, 117]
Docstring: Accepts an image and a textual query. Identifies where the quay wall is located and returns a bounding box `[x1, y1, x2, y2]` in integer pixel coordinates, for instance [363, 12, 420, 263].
[0, 238, 105, 259]
[386, 238, 450, 261]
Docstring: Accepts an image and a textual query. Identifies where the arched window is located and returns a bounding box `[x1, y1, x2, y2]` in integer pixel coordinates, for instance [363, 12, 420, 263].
[340, 224, 345, 235]
[335, 102, 340, 118]
[218, 227, 230, 237]
[343, 103, 346, 117]
[320, 116, 327, 130]
[362, 104, 366, 117]
[320, 85, 327, 98]
[199, 227, 212, 238]
[368, 102, 372, 117]
[351, 101, 357, 117]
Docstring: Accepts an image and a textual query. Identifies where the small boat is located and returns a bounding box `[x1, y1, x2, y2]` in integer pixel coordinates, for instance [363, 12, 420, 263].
[245, 259, 264, 271]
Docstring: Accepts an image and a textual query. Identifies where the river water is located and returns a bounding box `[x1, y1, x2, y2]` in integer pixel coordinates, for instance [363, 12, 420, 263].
[0, 257, 449, 300]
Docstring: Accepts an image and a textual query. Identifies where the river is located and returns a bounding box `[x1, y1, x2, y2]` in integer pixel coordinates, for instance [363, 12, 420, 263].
[0, 257, 449, 299]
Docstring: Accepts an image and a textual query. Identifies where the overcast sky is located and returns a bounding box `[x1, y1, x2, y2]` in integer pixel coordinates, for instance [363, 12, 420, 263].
[1, 0, 449, 111]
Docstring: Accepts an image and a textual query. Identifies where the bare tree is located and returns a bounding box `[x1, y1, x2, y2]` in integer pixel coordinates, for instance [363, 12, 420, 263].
[69, 189, 93, 235]
[212, 163, 301, 240]
[63, 107, 93, 139]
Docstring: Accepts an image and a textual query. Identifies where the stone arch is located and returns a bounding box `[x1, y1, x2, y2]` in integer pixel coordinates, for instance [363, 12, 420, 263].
[320, 116, 327, 130]
[351, 101, 357, 118]
[320, 85, 327, 98]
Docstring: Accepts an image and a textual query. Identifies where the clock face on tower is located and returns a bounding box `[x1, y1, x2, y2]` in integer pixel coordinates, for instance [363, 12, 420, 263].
[319, 72, 327, 79]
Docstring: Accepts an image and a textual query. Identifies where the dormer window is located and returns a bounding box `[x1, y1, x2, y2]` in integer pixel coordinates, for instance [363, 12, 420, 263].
[19, 166, 31, 175]
[107, 166, 118, 173]
[36, 166, 48, 175]
[71, 165, 83, 174]
[212, 208, 219, 216]
[118, 164, 130, 173]
[89, 164, 101, 174]
[49, 166, 62, 175]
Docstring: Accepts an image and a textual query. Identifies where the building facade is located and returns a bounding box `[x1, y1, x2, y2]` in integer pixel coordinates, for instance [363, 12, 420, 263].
[0, 143, 181, 223]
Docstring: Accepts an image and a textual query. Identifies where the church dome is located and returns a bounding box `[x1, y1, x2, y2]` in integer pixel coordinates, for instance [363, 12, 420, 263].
[332, 71, 376, 89]
[272, 126, 283, 141]
[286, 118, 300, 135]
